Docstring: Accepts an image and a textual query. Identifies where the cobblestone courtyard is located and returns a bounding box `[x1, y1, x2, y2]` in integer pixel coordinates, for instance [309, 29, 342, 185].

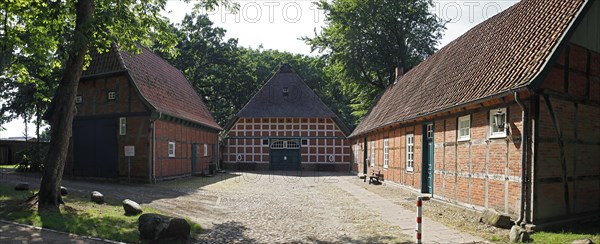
[1, 170, 487, 243]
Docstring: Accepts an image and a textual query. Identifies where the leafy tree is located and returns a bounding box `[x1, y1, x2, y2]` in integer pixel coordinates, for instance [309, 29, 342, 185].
[303, 0, 445, 119]
[158, 13, 258, 126]
[1, 0, 230, 211]
[160, 15, 354, 128]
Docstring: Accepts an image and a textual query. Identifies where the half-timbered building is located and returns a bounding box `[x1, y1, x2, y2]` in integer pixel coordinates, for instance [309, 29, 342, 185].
[350, 0, 600, 227]
[63, 44, 221, 182]
[223, 64, 351, 171]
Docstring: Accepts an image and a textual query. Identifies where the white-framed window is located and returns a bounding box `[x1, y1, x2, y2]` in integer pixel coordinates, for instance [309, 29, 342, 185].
[383, 138, 389, 169]
[354, 143, 359, 164]
[282, 87, 289, 96]
[107, 91, 116, 100]
[203, 144, 208, 157]
[370, 141, 375, 167]
[301, 139, 309, 145]
[426, 123, 434, 139]
[168, 141, 175, 158]
[75, 95, 83, 104]
[489, 108, 508, 138]
[406, 134, 414, 171]
[458, 115, 471, 141]
[262, 139, 269, 146]
[119, 117, 126, 135]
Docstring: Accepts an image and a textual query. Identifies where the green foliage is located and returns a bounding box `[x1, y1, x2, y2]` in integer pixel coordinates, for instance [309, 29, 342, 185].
[0, 184, 201, 243]
[303, 0, 445, 118]
[529, 220, 600, 243]
[158, 14, 356, 128]
[16, 144, 48, 172]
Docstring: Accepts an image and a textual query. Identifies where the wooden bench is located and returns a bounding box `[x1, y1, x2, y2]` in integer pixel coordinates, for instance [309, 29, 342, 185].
[369, 170, 384, 184]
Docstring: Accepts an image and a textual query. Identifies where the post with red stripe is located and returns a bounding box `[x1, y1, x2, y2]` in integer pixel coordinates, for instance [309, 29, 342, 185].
[416, 196, 430, 244]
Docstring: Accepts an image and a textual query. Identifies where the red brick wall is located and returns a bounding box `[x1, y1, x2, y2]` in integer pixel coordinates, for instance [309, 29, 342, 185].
[352, 101, 524, 216]
[76, 75, 148, 116]
[535, 43, 600, 223]
[224, 117, 350, 170]
[66, 74, 151, 179]
[153, 119, 218, 179]
[117, 116, 151, 180]
[66, 74, 219, 182]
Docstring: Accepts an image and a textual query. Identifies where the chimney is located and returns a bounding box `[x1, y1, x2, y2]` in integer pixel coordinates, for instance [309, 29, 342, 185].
[394, 67, 404, 84]
[395, 67, 404, 79]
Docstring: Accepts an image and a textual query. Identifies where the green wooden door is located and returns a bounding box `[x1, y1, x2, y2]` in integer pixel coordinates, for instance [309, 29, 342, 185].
[422, 123, 434, 194]
[269, 139, 301, 171]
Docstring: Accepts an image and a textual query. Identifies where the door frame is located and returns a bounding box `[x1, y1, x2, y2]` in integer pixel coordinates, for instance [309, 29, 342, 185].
[421, 122, 434, 194]
[268, 138, 301, 171]
[362, 136, 368, 174]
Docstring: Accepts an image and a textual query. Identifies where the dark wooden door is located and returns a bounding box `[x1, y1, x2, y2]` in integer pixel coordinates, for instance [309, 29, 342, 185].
[269, 139, 301, 171]
[191, 144, 197, 172]
[73, 118, 118, 178]
[422, 123, 434, 193]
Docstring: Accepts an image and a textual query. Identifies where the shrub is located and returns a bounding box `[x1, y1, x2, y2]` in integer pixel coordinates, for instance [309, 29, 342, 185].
[16, 144, 48, 172]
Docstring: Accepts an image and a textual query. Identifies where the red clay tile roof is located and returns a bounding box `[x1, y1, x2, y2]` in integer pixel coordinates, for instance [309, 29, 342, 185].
[83, 45, 221, 130]
[350, 0, 590, 138]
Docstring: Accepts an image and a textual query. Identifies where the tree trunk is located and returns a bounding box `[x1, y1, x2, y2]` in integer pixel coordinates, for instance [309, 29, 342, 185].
[38, 0, 94, 211]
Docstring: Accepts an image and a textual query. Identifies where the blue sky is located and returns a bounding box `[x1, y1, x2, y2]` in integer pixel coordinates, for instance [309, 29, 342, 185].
[0, 0, 519, 138]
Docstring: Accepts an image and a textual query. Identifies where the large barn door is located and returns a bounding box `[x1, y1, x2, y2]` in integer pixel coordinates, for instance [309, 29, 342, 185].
[269, 139, 301, 171]
[73, 118, 118, 178]
[422, 123, 434, 194]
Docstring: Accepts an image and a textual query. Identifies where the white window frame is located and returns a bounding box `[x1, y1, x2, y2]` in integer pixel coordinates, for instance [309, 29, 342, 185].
[119, 117, 126, 135]
[75, 95, 83, 104]
[354, 143, 359, 164]
[489, 108, 508, 138]
[107, 91, 116, 100]
[370, 141, 375, 167]
[383, 138, 389, 169]
[203, 144, 208, 157]
[168, 141, 175, 158]
[301, 139, 309, 146]
[406, 134, 414, 172]
[458, 115, 471, 141]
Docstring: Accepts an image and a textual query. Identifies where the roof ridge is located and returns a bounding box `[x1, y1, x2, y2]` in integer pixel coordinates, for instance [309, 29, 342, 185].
[349, 0, 591, 138]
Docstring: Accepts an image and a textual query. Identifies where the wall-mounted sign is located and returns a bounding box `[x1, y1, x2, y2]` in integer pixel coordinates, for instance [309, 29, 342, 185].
[124, 146, 135, 157]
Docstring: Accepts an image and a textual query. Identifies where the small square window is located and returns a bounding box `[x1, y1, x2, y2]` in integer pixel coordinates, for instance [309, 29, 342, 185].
[119, 117, 126, 135]
[262, 139, 269, 145]
[204, 144, 208, 157]
[283, 87, 289, 96]
[458, 115, 471, 141]
[301, 139, 308, 145]
[75, 95, 83, 104]
[107, 91, 116, 100]
[168, 142, 175, 158]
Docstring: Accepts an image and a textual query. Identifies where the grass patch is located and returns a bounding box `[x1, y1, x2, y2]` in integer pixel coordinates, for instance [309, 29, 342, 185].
[530, 219, 600, 243]
[0, 164, 17, 169]
[0, 184, 202, 243]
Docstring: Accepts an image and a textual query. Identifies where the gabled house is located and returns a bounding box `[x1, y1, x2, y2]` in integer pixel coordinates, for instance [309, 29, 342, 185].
[223, 64, 352, 171]
[64, 44, 221, 182]
[350, 0, 600, 226]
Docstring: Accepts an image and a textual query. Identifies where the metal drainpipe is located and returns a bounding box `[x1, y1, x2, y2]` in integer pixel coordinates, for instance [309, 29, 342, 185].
[514, 91, 528, 226]
[150, 112, 162, 184]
